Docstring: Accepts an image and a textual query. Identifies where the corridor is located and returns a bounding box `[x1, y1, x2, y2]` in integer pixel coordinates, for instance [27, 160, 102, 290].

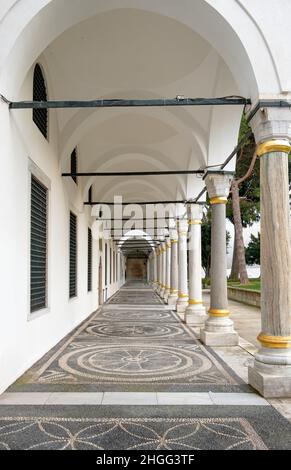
[0, 283, 291, 450]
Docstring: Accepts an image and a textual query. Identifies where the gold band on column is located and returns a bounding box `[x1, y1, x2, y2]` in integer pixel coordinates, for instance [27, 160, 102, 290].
[209, 196, 228, 205]
[208, 308, 229, 317]
[166, 243, 171, 249]
[170, 288, 179, 293]
[188, 219, 202, 225]
[257, 139, 291, 158]
[257, 333, 291, 349]
[179, 293, 189, 298]
[189, 299, 203, 305]
[171, 239, 178, 244]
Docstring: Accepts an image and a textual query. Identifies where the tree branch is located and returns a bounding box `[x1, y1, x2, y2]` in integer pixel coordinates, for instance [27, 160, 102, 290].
[236, 149, 257, 186]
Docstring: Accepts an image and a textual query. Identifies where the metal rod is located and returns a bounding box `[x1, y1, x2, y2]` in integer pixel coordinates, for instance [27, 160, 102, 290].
[7, 96, 250, 109]
[194, 187, 207, 203]
[119, 247, 155, 249]
[114, 239, 163, 242]
[104, 227, 169, 230]
[97, 217, 175, 221]
[220, 129, 253, 170]
[85, 200, 187, 205]
[117, 243, 157, 246]
[193, 128, 254, 203]
[62, 169, 204, 177]
[246, 99, 291, 123]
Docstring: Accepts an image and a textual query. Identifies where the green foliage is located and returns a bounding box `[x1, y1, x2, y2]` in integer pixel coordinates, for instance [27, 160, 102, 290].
[245, 233, 260, 265]
[228, 278, 261, 291]
[226, 116, 260, 227]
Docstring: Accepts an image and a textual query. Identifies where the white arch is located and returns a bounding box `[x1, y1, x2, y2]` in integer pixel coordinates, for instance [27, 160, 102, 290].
[0, 0, 283, 99]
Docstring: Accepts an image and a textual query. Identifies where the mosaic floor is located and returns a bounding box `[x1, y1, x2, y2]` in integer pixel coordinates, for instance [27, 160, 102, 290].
[0, 405, 290, 450]
[3, 282, 291, 450]
[10, 283, 246, 393]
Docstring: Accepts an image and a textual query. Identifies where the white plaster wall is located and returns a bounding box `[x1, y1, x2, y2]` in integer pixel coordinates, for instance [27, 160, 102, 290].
[0, 65, 121, 394]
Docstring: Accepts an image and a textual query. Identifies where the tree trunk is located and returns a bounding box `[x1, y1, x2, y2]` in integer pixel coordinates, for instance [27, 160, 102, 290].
[230, 232, 240, 280]
[231, 181, 249, 284]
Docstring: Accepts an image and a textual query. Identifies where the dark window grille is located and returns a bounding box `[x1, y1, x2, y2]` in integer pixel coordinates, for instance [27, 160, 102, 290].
[69, 211, 77, 298]
[88, 227, 92, 292]
[30, 175, 48, 312]
[33, 64, 48, 139]
[71, 148, 78, 184]
[88, 185, 92, 203]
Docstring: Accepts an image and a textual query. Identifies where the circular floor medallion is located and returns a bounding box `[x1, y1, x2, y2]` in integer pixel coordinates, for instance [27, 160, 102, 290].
[58, 344, 212, 382]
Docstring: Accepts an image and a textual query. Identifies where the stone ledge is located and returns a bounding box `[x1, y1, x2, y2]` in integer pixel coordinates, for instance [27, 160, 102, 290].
[228, 286, 261, 308]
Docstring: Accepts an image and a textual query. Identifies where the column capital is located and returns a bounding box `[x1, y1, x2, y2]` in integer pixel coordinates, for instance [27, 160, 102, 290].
[187, 203, 203, 222]
[250, 106, 291, 144]
[169, 227, 178, 241]
[177, 218, 188, 234]
[204, 171, 233, 203]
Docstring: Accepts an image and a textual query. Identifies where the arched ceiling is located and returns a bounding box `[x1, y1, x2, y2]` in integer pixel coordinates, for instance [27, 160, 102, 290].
[2, 0, 288, 256]
[38, 8, 242, 206]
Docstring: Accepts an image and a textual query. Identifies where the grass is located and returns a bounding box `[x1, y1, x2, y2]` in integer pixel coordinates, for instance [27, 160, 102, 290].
[228, 278, 261, 291]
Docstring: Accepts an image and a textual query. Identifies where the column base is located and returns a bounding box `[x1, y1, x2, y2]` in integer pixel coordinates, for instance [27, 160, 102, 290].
[163, 288, 171, 302]
[159, 287, 165, 298]
[176, 299, 188, 315]
[185, 304, 207, 326]
[167, 293, 178, 308]
[248, 347, 291, 397]
[200, 316, 239, 346]
[249, 361, 291, 398]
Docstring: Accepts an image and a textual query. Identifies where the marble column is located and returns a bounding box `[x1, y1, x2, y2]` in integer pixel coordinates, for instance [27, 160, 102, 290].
[153, 249, 158, 290]
[160, 241, 167, 298]
[185, 204, 207, 325]
[248, 109, 291, 397]
[200, 171, 239, 346]
[156, 246, 161, 293]
[176, 219, 189, 316]
[148, 255, 151, 282]
[168, 228, 179, 307]
[158, 243, 164, 297]
[164, 239, 171, 301]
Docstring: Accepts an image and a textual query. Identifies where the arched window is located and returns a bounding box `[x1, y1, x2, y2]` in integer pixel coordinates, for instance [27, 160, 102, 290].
[33, 64, 48, 139]
[71, 148, 78, 184]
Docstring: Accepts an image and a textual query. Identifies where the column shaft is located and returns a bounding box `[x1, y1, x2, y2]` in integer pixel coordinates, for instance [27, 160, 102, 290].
[176, 221, 189, 316]
[168, 238, 179, 307]
[160, 242, 167, 298]
[185, 206, 206, 325]
[164, 240, 171, 301]
[249, 141, 291, 397]
[200, 172, 238, 346]
[210, 203, 228, 310]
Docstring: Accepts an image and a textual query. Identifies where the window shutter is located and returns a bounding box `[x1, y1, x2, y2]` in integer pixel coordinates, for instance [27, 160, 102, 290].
[30, 175, 48, 312]
[69, 212, 77, 298]
[88, 227, 92, 292]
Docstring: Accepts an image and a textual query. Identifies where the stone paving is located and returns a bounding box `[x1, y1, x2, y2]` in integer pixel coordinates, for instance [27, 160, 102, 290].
[1, 281, 291, 449]
[8, 283, 246, 393]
